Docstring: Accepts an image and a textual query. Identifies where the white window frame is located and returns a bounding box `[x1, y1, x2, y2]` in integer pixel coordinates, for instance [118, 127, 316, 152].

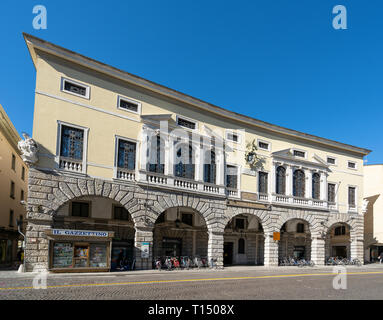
[292, 148, 307, 159]
[56, 120, 89, 174]
[257, 139, 271, 151]
[327, 181, 338, 204]
[225, 129, 242, 144]
[225, 163, 241, 190]
[347, 161, 357, 170]
[114, 135, 139, 178]
[117, 95, 141, 115]
[61, 77, 90, 99]
[257, 170, 269, 194]
[326, 156, 337, 166]
[176, 115, 198, 131]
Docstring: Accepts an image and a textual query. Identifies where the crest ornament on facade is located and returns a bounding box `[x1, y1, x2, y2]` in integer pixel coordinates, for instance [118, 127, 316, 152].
[244, 139, 264, 170]
[18, 133, 39, 165]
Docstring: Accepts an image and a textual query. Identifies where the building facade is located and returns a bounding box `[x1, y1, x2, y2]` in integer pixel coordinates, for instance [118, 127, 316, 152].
[0, 104, 28, 268]
[22, 33, 370, 272]
[364, 164, 383, 262]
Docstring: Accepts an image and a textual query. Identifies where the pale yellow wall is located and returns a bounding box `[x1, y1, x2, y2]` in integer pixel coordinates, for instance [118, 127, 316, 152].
[364, 165, 383, 244]
[0, 130, 28, 230]
[32, 52, 365, 214]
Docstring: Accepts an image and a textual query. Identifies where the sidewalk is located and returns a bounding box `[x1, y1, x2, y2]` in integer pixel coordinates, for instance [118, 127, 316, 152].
[1, 263, 382, 280]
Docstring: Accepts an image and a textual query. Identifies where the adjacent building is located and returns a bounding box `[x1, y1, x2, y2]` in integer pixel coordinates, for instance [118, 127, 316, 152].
[22, 33, 371, 272]
[364, 164, 383, 262]
[0, 104, 27, 268]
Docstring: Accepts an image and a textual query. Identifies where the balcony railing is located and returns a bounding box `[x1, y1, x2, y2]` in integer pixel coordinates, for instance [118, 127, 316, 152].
[59, 157, 83, 173]
[116, 168, 135, 181]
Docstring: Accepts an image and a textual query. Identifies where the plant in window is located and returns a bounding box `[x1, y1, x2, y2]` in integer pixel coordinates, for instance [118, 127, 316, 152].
[244, 139, 265, 170]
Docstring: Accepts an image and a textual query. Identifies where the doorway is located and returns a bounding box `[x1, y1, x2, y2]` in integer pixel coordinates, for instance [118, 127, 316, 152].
[224, 242, 233, 265]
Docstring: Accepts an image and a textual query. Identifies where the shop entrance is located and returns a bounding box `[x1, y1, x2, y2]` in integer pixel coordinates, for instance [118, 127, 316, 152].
[111, 240, 134, 270]
[333, 246, 347, 258]
[293, 246, 305, 259]
[224, 242, 233, 265]
[162, 238, 182, 257]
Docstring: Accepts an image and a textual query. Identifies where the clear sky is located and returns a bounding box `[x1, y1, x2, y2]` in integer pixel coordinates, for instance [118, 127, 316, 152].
[0, 0, 381, 163]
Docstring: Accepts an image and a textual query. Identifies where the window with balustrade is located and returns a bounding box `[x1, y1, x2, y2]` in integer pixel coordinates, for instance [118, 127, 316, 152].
[328, 183, 336, 203]
[258, 172, 268, 194]
[226, 165, 238, 189]
[276, 166, 286, 195]
[312, 173, 320, 200]
[147, 135, 165, 174]
[293, 169, 305, 198]
[117, 139, 136, 170]
[60, 125, 84, 160]
[175, 143, 195, 179]
[203, 150, 216, 184]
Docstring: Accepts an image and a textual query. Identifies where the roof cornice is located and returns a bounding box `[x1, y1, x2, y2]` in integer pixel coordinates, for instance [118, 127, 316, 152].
[23, 33, 371, 156]
[0, 104, 22, 152]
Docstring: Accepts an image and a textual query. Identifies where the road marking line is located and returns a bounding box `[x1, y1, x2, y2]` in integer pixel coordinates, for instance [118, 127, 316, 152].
[1, 271, 382, 291]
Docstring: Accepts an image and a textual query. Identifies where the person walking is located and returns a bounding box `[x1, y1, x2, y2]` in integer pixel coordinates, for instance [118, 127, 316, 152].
[379, 253, 383, 264]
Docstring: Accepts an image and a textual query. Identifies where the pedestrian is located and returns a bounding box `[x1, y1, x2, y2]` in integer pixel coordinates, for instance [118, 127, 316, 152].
[379, 254, 383, 264]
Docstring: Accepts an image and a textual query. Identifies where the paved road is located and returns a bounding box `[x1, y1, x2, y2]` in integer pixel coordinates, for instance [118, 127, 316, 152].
[0, 265, 383, 300]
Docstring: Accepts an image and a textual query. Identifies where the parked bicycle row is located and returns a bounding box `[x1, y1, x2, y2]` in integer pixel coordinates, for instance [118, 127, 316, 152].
[153, 256, 220, 270]
[325, 257, 362, 266]
[279, 257, 315, 267]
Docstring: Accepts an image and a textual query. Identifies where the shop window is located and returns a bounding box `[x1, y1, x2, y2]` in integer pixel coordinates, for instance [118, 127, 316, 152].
[113, 206, 130, 221]
[181, 213, 193, 226]
[71, 201, 90, 217]
[334, 226, 346, 236]
[89, 244, 108, 268]
[235, 218, 245, 230]
[296, 223, 305, 233]
[238, 238, 245, 254]
[52, 243, 74, 268]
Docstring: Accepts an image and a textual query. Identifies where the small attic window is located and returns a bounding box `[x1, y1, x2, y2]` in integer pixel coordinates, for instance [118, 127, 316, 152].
[61, 78, 90, 99]
[293, 150, 306, 158]
[177, 116, 197, 130]
[118, 96, 141, 114]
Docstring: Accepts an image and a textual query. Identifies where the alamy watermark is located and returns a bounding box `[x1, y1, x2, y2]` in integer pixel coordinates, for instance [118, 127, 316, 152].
[32, 5, 47, 30]
[332, 5, 347, 30]
[332, 266, 347, 290]
[32, 266, 48, 289]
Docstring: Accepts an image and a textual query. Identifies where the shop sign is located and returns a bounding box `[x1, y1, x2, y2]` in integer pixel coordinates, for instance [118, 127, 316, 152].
[273, 232, 280, 241]
[52, 229, 109, 237]
[141, 242, 150, 258]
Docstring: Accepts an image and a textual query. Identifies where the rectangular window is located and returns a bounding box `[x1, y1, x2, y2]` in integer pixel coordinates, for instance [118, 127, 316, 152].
[258, 172, 268, 194]
[9, 210, 14, 227]
[181, 213, 193, 226]
[293, 150, 305, 158]
[113, 206, 130, 221]
[20, 189, 24, 201]
[226, 165, 238, 189]
[327, 157, 336, 165]
[62, 78, 90, 98]
[71, 201, 90, 217]
[11, 154, 16, 171]
[118, 96, 140, 113]
[60, 125, 84, 160]
[335, 226, 346, 236]
[348, 161, 356, 169]
[258, 141, 269, 150]
[10, 181, 15, 199]
[177, 117, 196, 130]
[227, 132, 238, 142]
[117, 139, 136, 170]
[348, 187, 356, 208]
[21, 166, 25, 181]
[328, 183, 336, 203]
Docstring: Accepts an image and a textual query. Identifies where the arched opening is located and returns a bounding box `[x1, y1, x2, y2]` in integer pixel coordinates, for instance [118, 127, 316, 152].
[276, 166, 286, 195]
[325, 223, 351, 259]
[175, 143, 195, 179]
[312, 172, 320, 200]
[153, 207, 208, 267]
[52, 195, 136, 271]
[293, 169, 305, 198]
[223, 214, 265, 266]
[278, 219, 311, 263]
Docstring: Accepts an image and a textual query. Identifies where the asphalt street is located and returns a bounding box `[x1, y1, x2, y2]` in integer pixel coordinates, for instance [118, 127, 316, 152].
[0, 265, 382, 300]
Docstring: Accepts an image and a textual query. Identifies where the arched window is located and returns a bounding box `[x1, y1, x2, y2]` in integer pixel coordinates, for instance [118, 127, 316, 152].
[238, 238, 245, 254]
[204, 150, 216, 184]
[276, 166, 286, 195]
[147, 135, 165, 174]
[296, 223, 305, 233]
[312, 173, 320, 200]
[334, 225, 346, 236]
[293, 169, 305, 198]
[175, 143, 195, 179]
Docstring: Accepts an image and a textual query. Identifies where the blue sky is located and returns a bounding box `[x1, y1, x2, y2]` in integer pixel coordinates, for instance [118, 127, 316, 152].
[0, 0, 381, 163]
